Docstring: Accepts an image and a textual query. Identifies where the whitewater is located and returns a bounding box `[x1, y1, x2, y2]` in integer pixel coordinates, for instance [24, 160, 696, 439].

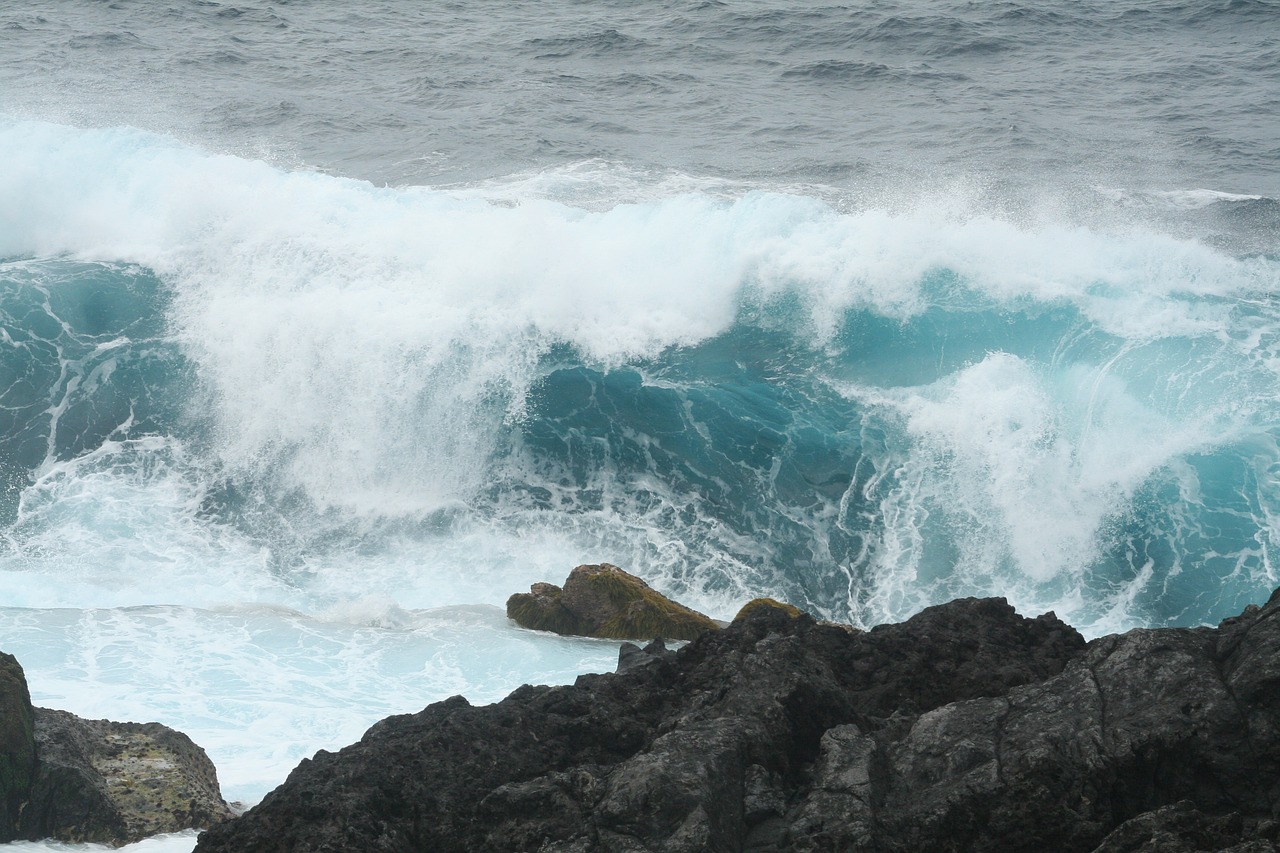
[1, 0, 1278, 849]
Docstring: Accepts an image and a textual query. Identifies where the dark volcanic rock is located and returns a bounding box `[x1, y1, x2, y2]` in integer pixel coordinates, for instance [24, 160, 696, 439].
[0, 653, 35, 843]
[195, 596, 1088, 852]
[616, 638, 676, 673]
[20, 709, 235, 845]
[1090, 801, 1279, 853]
[191, 588, 1280, 851]
[507, 563, 719, 641]
[0, 649, 233, 845]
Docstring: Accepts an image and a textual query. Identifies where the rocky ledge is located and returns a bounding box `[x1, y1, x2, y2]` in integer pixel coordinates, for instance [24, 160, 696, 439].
[195, 589, 1280, 852]
[0, 653, 234, 846]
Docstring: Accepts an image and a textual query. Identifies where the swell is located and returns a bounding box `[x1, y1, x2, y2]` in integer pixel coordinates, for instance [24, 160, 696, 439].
[2, 119, 1279, 634]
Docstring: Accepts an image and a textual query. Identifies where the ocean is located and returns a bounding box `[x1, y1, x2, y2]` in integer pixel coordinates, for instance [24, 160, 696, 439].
[1, 0, 1278, 849]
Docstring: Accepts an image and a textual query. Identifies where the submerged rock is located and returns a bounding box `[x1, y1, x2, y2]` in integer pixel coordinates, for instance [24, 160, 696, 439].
[507, 563, 719, 641]
[0, 652, 233, 846]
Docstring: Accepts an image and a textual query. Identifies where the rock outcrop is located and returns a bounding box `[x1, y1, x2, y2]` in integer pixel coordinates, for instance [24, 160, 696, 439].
[193, 588, 1280, 851]
[615, 637, 677, 673]
[0, 652, 35, 843]
[506, 563, 719, 641]
[0, 653, 234, 846]
[21, 709, 235, 845]
[194, 595, 1092, 852]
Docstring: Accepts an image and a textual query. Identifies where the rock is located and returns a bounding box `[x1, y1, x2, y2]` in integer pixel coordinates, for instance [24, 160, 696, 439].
[1090, 802, 1278, 853]
[186, 586, 1280, 851]
[733, 597, 803, 622]
[507, 563, 719, 641]
[0, 653, 35, 843]
[616, 638, 676, 673]
[0, 648, 233, 846]
[194, 595, 1086, 852]
[505, 580, 587, 636]
[786, 604, 1280, 852]
[19, 709, 236, 845]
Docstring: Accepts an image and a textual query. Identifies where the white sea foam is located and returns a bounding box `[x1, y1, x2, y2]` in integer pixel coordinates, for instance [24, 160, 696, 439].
[839, 341, 1272, 633]
[2, 603, 620, 805]
[2, 119, 1273, 521]
[2, 118, 1278, 623]
[3, 120, 1277, 592]
[1154, 189, 1266, 209]
[2, 831, 199, 853]
[0, 602, 619, 853]
[2, 435, 286, 610]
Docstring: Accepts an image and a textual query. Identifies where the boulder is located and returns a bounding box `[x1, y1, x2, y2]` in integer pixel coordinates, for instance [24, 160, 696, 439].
[507, 563, 719, 641]
[506, 581, 586, 636]
[616, 638, 676, 673]
[20, 709, 235, 845]
[0, 648, 233, 846]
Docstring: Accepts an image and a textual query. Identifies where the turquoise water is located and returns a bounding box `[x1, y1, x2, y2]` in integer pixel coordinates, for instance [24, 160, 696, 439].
[4, 120, 1278, 634]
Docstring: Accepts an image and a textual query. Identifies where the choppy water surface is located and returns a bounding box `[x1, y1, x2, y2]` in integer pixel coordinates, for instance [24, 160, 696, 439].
[0, 2, 1278, 846]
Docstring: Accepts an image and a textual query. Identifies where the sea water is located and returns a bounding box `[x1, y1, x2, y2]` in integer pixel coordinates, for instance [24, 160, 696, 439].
[1, 1, 1278, 848]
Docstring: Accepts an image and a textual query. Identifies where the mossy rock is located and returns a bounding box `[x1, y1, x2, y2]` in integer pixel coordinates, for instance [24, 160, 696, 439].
[733, 597, 804, 623]
[508, 564, 718, 641]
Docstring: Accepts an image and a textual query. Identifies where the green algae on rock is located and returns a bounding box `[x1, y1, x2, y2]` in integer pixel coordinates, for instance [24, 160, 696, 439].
[23, 709, 236, 845]
[507, 563, 718, 641]
[0, 650, 235, 846]
[732, 597, 804, 623]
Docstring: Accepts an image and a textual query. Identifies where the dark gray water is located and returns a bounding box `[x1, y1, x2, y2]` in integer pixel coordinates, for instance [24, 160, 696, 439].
[3, 0, 1278, 201]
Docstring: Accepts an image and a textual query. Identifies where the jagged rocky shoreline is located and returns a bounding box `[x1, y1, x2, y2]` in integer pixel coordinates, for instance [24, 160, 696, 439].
[192, 587, 1280, 852]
